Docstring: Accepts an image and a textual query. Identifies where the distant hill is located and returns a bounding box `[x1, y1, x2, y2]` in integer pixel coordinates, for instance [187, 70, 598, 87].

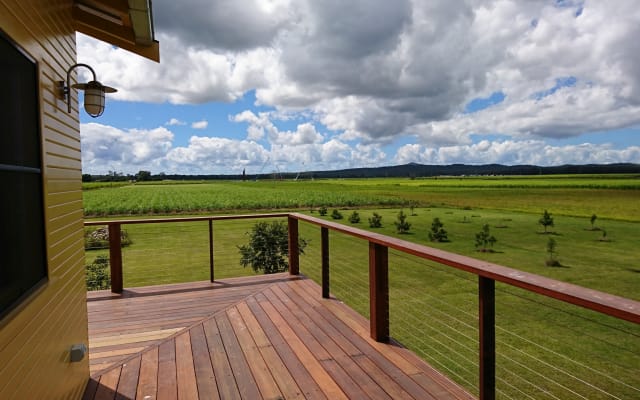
[304, 162, 640, 179]
[84, 163, 640, 182]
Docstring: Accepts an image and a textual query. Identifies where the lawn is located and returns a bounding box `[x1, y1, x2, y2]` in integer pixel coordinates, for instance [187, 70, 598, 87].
[83, 174, 640, 221]
[83, 176, 640, 399]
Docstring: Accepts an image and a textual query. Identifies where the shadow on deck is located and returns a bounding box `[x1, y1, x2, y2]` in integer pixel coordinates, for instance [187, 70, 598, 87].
[84, 274, 474, 399]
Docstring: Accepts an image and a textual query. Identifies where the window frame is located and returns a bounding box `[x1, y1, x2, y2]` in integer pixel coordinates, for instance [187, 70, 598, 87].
[0, 29, 49, 321]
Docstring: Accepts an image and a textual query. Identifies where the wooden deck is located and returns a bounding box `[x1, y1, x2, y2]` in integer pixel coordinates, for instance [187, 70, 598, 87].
[84, 274, 474, 399]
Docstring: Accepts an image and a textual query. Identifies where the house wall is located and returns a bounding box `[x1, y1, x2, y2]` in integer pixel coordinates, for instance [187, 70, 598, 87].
[0, 0, 89, 398]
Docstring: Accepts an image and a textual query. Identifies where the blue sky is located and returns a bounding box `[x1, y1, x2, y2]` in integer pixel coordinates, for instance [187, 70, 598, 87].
[78, 0, 640, 175]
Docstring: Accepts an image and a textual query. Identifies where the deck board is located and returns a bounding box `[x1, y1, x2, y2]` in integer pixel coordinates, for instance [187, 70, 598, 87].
[85, 274, 475, 399]
[87, 274, 289, 375]
[189, 324, 219, 400]
[136, 347, 158, 400]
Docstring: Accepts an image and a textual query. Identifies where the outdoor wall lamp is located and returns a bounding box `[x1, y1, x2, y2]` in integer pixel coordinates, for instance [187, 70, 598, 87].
[57, 63, 117, 118]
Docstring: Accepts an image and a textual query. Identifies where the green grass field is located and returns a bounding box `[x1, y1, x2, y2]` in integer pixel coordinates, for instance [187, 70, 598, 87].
[83, 174, 640, 221]
[83, 175, 640, 399]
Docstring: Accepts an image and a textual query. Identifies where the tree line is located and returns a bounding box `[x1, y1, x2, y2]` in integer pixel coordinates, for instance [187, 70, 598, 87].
[82, 163, 640, 182]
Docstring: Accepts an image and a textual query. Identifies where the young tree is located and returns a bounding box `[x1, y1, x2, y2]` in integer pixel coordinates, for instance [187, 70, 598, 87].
[394, 210, 411, 234]
[428, 217, 448, 242]
[238, 221, 307, 274]
[546, 237, 560, 266]
[590, 214, 598, 230]
[600, 229, 609, 242]
[348, 210, 361, 223]
[331, 209, 343, 220]
[409, 201, 418, 216]
[318, 206, 328, 216]
[369, 212, 383, 228]
[475, 224, 497, 252]
[539, 210, 554, 233]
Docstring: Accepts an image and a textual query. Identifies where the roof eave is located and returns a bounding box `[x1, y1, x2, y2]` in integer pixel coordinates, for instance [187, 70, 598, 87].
[73, 0, 160, 62]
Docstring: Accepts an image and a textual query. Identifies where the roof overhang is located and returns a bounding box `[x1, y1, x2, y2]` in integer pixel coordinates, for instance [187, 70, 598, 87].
[73, 0, 160, 62]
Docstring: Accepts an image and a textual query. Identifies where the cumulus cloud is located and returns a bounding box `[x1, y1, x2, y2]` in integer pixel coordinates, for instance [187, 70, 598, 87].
[80, 121, 637, 176]
[76, 32, 274, 104]
[81, 121, 381, 175]
[269, 123, 324, 145]
[394, 141, 640, 166]
[81, 123, 174, 172]
[191, 120, 209, 129]
[166, 118, 186, 126]
[78, 0, 640, 171]
[153, 0, 293, 51]
[231, 110, 276, 140]
[232, 110, 324, 145]
[165, 136, 269, 173]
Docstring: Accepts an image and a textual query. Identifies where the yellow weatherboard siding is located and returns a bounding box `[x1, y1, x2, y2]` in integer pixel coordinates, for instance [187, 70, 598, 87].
[0, 0, 88, 398]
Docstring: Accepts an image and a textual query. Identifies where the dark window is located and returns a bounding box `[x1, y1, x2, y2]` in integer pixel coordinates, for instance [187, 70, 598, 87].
[0, 30, 48, 319]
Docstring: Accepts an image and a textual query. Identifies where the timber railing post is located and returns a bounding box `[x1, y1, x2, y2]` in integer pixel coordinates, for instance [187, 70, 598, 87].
[209, 219, 214, 282]
[369, 242, 389, 342]
[321, 227, 330, 298]
[288, 216, 299, 275]
[479, 276, 496, 400]
[108, 223, 123, 293]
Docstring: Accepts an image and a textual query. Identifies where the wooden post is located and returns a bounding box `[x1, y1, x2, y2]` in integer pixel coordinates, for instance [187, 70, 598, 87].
[108, 223, 123, 293]
[288, 216, 299, 275]
[369, 242, 389, 342]
[321, 227, 329, 298]
[209, 219, 214, 283]
[479, 276, 496, 400]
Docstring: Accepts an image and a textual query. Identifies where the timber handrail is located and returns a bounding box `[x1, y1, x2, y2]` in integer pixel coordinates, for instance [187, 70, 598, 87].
[289, 213, 640, 324]
[85, 213, 290, 292]
[84, 213, 290, 226]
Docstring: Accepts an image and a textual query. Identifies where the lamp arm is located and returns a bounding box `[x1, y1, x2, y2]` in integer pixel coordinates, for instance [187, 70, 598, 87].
[65, 63, 97, 113]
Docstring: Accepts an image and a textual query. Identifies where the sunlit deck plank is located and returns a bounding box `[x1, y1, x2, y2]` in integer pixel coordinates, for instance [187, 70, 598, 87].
[85, 275, 475, 399]
[87, 274, 288, 375]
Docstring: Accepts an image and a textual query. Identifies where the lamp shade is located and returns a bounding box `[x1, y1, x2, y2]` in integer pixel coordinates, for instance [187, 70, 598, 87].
[72, 80, 117, 118]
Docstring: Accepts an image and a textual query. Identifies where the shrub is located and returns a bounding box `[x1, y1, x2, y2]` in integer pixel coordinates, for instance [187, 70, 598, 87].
[84, 227, 132, 250]
[368, 212, 383, 228]
[348, 211, 361, 224]
[428, 217, 448, 242]
[238, 221, 308, 274]
[86, 256, 110, 290]
[319, 206, 328, 216]
[394, 210, 411, 234]
[331, 209, 343, 220]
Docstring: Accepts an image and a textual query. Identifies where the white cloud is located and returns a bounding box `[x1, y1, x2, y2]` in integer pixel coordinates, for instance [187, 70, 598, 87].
[394, 141, 640, 166]
[78, 0, 640, 171]
[165, 136, 269, 173]
[166, 118, 186, 126]
[269, 123, 324, 145]
[153, 0, 294, 51]
[231, 110, 277, 140]
[80, 120, 638, 176]
[417, 84, 640, 147]
[231, 111, 324, 145]
[191, 120, 209, 129]
[81, 123, 174, 173]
